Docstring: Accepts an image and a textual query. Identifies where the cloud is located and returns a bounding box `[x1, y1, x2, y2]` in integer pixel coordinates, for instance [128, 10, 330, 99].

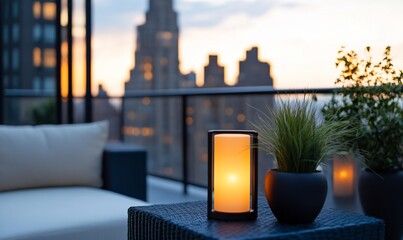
[94, 0, 281, 30]
[94, 0, 146, 31]
[176, 0, 275, 28]
[277, 1, 305, 9]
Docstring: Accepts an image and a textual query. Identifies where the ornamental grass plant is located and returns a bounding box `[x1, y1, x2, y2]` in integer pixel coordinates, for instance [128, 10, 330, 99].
[252, 98, 354, 173]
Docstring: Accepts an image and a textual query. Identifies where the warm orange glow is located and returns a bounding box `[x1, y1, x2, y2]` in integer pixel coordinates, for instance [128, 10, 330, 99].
[73, 26, 86, 38]
[33, 2, 41, 18]
[43, 2, 56, 20]
[124, 126, 141, 136]
[61, 42, 68, 98]
[142, 97, 151, 105]
[237, 114, 246, 122]
[73, 38, 86, 96]
[60, 0, 68, 27]
[214, 134, 250, 213]
[186, 117, 193, 125]
[339, 171, 347, 178]
[225, 107, 233, 116]
[158, 31, 173, 40]
[144, 72, 153, 80]
[143, 61, 153, 81]
[143, 63, 152, 71]
[133, 127, 141, 136]
[43, 49, 56, 67]
[141, 127, 154, 136]
[333, 158, 355, 197]
[33, 48, 42, 67]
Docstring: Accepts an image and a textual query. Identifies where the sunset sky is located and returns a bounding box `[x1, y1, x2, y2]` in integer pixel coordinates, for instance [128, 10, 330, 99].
[91, 0, 403, 96]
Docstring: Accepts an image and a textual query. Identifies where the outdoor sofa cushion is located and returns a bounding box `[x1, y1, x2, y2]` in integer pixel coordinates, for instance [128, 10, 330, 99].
[0, 121, 108, 192]
[0, 187, 148, 240]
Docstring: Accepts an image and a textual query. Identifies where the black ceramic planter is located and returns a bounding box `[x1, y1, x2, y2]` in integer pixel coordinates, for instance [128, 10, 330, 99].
[264, 170, 328, 224]
[359, 170, 403, 240]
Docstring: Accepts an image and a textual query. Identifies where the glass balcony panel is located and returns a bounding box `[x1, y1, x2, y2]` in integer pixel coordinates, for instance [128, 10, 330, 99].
[93, 97, 122, 142]
[4, 96, 56, 125]
[186, 94, 276, 192]
[123, 96, 183, 181]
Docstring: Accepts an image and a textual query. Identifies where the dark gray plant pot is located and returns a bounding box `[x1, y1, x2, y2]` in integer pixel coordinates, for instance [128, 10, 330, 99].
[264, 169, 327, 224]
[359, 170, 403, 240]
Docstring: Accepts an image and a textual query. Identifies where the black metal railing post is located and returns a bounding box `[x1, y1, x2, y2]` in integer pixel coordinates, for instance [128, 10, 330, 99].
[119, 97, 125, 141]
[84, 0, 92, 123]
[0, 0, 4, 124]
[182, 95, 188, 194]
[67, 0, 74, 123]
[55, 0, 62, 124]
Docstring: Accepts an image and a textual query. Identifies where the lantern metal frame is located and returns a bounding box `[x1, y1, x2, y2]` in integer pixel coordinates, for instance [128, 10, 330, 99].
[207, 130, 258, 220]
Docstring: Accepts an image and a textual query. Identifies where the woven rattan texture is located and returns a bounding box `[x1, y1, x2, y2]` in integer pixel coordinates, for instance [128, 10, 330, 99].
[128, 197, 384, 240]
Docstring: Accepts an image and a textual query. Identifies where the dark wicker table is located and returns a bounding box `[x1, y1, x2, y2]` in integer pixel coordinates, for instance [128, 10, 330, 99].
[128, 197, 384, 240]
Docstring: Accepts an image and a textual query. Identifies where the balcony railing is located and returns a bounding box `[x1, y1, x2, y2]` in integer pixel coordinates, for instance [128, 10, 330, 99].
[3, 87, 340, 192]
[4, 86, 368, 212]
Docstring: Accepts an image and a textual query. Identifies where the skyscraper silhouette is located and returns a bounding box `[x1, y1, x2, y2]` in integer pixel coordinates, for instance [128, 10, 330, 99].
[204, 55, 226, 88]
[124, 0, 182, 178]
[126, 0, 180, 90]
[123, 1, 276, 185]
[237, 46, 273, 86]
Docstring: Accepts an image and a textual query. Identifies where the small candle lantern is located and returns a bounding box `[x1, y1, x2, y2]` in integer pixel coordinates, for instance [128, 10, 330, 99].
[207, 130, 257, 220]
[333, 157, 356, 198]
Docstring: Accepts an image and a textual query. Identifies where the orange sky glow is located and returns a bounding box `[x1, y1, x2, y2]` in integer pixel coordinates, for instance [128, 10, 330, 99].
[86, 0, 403, 97]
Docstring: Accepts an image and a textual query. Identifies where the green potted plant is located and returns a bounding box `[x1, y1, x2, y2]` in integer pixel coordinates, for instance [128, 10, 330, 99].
[253, 98, 353, 224]
[322, 46, 403, 240]
[32, 98, 57, 125]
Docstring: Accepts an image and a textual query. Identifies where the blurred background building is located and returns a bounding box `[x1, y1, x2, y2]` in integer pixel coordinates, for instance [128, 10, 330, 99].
[123, 0, 274, 185]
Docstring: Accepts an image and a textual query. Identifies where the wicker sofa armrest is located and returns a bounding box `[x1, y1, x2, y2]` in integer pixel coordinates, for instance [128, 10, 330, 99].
[102, 144, 147, 201]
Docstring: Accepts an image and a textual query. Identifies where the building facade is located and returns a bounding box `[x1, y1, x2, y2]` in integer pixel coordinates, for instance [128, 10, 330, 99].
[124, 0, 183, 179]
[2, 0, 57, 124]
[2, 0, 57, 91]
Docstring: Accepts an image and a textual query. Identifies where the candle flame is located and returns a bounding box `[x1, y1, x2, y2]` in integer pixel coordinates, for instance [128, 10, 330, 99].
[228, 174, 237, 183]
[339, 170, 348, 178]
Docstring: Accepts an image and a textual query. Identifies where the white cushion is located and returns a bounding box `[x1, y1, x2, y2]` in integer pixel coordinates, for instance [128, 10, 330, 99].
[0, 187, 148, 240]
[0, 121, 108, 191]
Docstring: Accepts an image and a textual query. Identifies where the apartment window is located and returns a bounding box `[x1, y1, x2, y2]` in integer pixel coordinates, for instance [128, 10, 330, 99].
[12, 1, 19, 19]
[3, 25, 8, 44]
[3, 50, 8, 70]
[33, 48, 42, 67]
[4, 1, 9, 18]
[33, 77, 41, 90]
[43, 25, 55, 43]
[33, 1, 41, 19]
[33, 24, 41, 41]
[12, 75, 19, 88]
[12, 48, 19, 70]
[43, 2, 56, 20]
[12, 24, 19, 43]
[3, 76, 9, 88]
[44, 77, 55, 90]
[43, 49, 56, 67]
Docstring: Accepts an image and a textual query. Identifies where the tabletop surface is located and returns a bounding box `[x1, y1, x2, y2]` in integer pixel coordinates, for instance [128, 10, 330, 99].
[128, 197, 384, 240]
